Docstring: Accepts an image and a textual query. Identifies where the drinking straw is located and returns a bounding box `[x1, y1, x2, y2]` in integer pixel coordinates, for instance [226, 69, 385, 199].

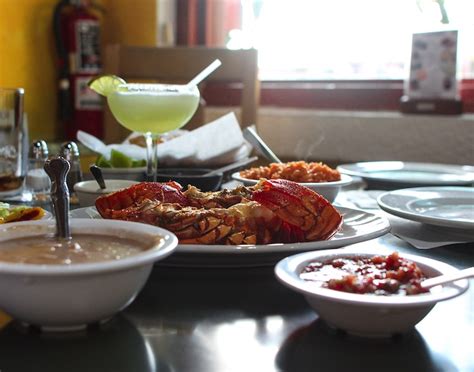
[187, 59, 222, 87]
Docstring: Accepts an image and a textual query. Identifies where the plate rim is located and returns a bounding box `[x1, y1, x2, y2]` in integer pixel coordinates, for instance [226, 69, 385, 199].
[70, 206, 391, 255]
[377, 186, 474, 229]
[337, 161, 474, 186]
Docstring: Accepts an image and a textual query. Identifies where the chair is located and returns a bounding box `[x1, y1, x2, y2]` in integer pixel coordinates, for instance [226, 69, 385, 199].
[102, 44, 260, 143]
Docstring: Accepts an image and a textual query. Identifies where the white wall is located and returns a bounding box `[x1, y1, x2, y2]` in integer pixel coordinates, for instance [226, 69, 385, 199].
[206, 107, 474, 165]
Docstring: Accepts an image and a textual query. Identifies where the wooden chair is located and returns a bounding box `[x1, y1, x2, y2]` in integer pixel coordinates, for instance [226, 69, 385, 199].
[102, 44, 260, 143]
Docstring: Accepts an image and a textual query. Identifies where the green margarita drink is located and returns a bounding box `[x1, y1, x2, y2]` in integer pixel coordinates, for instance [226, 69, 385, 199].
[108, 84, 199, 134]
[90, 76, 200, 180]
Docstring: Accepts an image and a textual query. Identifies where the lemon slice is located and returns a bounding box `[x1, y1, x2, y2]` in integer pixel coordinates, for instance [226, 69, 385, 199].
[88, 75, 126, 97]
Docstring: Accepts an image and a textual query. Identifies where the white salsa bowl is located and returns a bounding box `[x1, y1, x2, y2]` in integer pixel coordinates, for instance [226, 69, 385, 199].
[0, 219, 177, 331]
[275, 248, 469, 337]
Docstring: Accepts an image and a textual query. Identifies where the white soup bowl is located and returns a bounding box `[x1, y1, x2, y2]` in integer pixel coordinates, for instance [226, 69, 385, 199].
[0, 219, 177, 331]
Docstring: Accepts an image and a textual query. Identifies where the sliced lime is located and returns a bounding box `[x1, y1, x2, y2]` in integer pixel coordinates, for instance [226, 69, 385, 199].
[95, 155, 112, 168]
[131, 159, 146, 168]
[110, 149, 133, 168]
[88, 75, 126, 97]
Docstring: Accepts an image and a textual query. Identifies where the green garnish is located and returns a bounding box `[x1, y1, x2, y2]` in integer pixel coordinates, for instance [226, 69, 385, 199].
[95, 150, 145, 169]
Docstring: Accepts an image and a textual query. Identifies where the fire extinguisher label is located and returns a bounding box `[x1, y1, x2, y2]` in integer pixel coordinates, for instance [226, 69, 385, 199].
[75, 20, 101, 73]
[75, 77, 102, 111]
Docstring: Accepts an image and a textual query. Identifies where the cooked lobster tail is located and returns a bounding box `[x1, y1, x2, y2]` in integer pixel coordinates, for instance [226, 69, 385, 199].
[95, 179, 343, 245]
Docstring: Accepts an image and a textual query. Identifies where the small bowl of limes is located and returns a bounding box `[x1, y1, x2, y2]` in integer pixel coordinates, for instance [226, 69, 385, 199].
[94, 149, 146, 182]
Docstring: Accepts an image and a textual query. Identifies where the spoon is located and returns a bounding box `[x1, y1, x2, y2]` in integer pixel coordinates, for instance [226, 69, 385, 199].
[187, 59, 222, 88]
[90, 165, 107, 189]
[243, 127, 282, 164]
[421, 267, 474, 289]
[203, 156, 259, 177]
[44, 157, 71, 240]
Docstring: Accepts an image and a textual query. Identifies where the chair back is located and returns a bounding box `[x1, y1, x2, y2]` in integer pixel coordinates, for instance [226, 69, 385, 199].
[103, 44, 259, 143]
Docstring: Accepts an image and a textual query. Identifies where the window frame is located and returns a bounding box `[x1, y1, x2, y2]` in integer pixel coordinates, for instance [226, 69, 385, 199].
[203, 79, 474, 113]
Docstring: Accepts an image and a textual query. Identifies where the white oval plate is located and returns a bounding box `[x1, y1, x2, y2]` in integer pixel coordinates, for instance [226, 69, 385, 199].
[337, 162, 474, 187]
[377, 187, 474, 230]
[70, 206, 390, 267]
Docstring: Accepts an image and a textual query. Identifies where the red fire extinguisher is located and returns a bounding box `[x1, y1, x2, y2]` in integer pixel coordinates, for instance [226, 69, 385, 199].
[53, 0, 104, 140]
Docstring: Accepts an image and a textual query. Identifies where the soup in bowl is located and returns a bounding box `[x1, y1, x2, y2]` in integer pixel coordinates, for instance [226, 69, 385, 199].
[0, 219, 178, 331]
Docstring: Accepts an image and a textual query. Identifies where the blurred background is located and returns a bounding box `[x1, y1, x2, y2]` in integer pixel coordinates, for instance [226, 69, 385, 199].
[0, 0, 472, 164]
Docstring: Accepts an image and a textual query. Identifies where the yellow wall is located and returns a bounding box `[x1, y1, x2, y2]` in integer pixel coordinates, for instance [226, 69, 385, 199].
[103, 0, 157, 47]
[0, 0, 157, 141]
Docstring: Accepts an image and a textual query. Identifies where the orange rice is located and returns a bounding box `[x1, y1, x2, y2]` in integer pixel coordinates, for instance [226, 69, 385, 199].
[239, 161, 341, 183]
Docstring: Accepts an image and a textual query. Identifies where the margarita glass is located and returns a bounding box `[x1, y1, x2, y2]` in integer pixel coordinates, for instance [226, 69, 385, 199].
[106, 83, 200, 180]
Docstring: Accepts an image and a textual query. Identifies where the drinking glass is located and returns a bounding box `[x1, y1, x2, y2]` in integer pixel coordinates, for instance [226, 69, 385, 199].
[106, 83, 200, 181]
[0, 88, 28, 197]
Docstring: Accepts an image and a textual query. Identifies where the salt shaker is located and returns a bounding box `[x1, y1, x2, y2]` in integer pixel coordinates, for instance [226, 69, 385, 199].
[59, 141, 83, 196]
[25, 140, 51, 199]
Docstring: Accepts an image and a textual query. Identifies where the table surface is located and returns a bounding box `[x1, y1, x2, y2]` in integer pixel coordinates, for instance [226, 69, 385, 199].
[0, 189, 473, 372]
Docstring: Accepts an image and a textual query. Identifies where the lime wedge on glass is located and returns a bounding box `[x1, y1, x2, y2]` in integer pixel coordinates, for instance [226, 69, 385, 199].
[88, 75, 126, 97]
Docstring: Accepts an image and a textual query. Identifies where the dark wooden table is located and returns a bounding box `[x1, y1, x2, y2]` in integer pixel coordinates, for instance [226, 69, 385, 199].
[1, 179, 473, 372]
[0, 231, 472, 372]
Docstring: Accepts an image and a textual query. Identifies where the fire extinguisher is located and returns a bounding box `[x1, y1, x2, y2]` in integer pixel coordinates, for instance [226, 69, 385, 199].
[53, 0, 104, 140]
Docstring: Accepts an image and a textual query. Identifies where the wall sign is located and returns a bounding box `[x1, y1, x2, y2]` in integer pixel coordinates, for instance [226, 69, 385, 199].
[406, 30, 458, 99]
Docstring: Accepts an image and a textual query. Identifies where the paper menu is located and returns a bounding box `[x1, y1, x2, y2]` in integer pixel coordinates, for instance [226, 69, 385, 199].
[407, 30, 458, 99]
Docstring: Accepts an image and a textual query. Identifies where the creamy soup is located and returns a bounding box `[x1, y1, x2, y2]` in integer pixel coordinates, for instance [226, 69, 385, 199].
[0, 234, 160, 265]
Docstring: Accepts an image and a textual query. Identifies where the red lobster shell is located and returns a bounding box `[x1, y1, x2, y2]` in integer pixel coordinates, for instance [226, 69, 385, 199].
[95, 179, 342, 245]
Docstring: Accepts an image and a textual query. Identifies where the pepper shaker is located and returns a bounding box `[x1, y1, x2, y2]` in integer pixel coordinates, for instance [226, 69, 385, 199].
[59, 141, 83, 194]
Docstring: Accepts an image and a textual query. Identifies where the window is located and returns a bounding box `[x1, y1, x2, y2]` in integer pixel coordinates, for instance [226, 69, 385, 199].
[228, 0, 474, 81]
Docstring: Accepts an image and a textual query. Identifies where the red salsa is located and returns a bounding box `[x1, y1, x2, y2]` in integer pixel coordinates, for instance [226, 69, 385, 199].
[300, 252, 429, 296]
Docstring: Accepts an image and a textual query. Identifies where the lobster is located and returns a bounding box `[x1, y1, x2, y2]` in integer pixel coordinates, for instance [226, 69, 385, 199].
[95, 179, 343, 245]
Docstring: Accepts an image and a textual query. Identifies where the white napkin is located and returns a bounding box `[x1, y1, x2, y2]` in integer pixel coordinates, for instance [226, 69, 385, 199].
[157, 112, 251, 166]
[337, 190, 474, 249]
[77, 112, 251, 167]
[386, 214, 474, 249]
[77, 130, 146, 161]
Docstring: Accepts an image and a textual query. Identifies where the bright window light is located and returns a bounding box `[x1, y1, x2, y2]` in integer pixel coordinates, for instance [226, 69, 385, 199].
[228, 0, 474, 80]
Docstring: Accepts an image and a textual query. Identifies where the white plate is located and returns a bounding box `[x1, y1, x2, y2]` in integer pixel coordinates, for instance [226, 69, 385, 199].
[377, 187, 474, 230]
[70, 206, 391, 267]
[337, 161, 474, 187]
